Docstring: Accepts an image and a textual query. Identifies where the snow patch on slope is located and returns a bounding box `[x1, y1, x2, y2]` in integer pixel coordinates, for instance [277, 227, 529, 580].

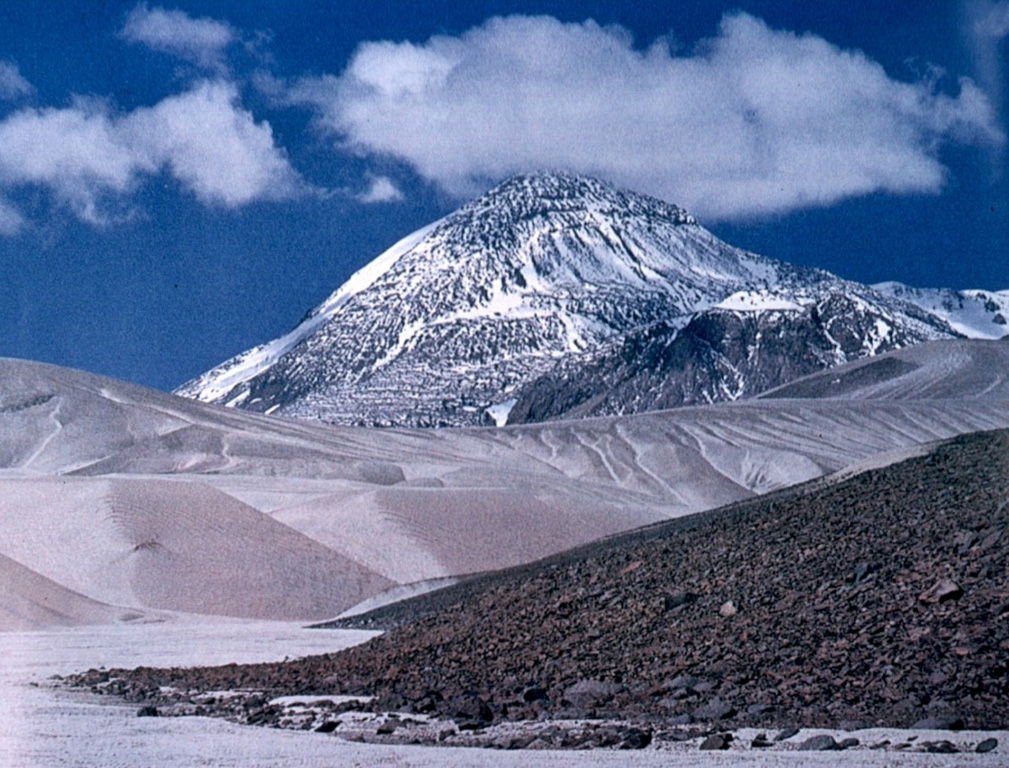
[312, 221, 443, 318]
[714, 290, 808, 312]
[485, 399, 517, 427]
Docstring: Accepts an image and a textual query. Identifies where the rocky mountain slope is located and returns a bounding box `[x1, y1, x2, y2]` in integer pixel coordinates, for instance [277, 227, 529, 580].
[507, 292, 944, 423]
[176, 173, 965, 427]
[90, 427, 1009, 733]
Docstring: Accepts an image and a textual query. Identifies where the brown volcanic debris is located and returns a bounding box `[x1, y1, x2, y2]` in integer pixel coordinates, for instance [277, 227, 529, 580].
[68, 429, 1009, 732]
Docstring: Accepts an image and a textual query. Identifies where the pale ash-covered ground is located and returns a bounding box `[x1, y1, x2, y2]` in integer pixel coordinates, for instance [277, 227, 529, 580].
[3, 339, 1009, 629]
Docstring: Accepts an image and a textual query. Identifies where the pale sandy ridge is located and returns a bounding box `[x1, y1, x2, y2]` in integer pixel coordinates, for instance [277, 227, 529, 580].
[2, 339, 1009, 628]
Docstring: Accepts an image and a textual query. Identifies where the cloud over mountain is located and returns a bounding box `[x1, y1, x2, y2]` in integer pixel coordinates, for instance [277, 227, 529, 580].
[0, 8, 1001, 237]
[0, 80, 302, 225]
[293, 12, 1003, 220]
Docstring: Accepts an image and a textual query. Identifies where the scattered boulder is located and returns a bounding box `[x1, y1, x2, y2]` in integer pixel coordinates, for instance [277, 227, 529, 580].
[136, 706, 158, 717]
[837, 720, 865, 731]
[451, 694, 493, 725]
[924, 740, 959, 754]
[798, 734, 840, 751]
[918, 578, 963, 605]
[617, 727, 652, 749]
[522, 686, 549, 703]
[562, 680, 624, 709]
[911, 715, 965, 731]
[751, 733, 773, 748]
[719, 600, 738, 618]
[976, 738, 998, 754]
[665, 674, 701, 692]
[693, 697, 736, 721]
[775, 727, 800, 742]
[663, 592, 698, 611]
[412, 690, 443, 713]
[699, 733, 732, 750]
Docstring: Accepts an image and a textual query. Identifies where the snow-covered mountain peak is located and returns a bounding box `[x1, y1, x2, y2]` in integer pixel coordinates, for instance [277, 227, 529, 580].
[177, 172, 961, 426]
[395, 171, 795, 312]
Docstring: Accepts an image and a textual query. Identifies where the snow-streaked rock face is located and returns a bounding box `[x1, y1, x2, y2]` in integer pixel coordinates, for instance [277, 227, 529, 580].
[506, 291, 950, 423]
[177, 173, 959, 427]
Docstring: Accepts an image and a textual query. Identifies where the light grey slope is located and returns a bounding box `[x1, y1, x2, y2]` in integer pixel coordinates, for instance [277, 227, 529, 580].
[485, 398, 1009, 496]
[0, 552, 140, 632]
[0, 357, 406, 480]
[0, 476, 393, 621]
[3, 345, 1009, 625]
[873, 282, 1009, 339]
[759, 339, 1009, 401]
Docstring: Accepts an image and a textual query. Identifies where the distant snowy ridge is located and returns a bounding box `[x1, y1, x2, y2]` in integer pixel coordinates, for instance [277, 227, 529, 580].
[872, 282, 1009, 340]
[177, 172, 974, 427]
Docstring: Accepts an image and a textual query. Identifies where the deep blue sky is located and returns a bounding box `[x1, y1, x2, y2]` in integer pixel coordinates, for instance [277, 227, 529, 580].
[0, 1, 1006, 391]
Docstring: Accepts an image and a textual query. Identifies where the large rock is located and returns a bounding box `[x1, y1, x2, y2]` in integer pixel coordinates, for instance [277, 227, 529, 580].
[562, 680, 624, 709]
[918, 579, 963, 604]
[798, 734, 840, 751]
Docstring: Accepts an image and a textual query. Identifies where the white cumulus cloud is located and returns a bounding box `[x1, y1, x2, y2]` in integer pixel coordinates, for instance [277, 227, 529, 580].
[0, 197, 25, 235]
[0, 98, 148, 223]
[293, 13, 1003, 220]
[357, 175, 404, 203]
[0, 62, 32, 100]
[126, 81, 302, 207]
[121, 3, 235, 70]
[0, 81, 302, 225]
